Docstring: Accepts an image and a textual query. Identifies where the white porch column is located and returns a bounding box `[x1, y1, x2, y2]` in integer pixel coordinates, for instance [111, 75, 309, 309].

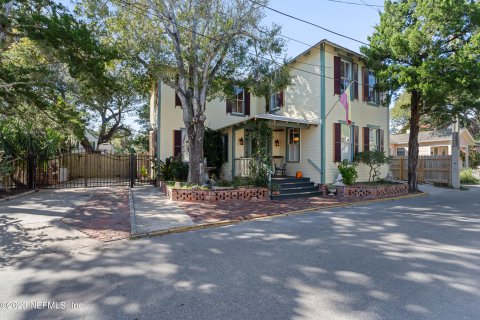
[465, 144, 470, 168]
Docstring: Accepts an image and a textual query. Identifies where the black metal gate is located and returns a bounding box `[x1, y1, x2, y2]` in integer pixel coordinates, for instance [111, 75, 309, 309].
[1, 151, 155, 191]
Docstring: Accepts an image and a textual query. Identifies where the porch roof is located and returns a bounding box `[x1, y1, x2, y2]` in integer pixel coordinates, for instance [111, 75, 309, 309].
[218, 114, 320, 130]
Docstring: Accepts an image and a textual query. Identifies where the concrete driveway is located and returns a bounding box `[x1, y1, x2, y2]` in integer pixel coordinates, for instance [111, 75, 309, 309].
[1, 185, 479, 320]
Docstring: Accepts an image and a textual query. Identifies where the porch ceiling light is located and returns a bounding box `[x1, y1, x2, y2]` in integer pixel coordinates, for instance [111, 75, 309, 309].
[239, 137, 244, 145]
[275, 139, 280, 147]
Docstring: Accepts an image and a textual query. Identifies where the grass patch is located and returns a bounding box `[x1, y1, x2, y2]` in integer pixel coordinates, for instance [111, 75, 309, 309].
[460, 169, 480, 184]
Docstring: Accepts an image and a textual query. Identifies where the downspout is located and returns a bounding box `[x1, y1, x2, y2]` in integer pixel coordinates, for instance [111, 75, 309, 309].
[156, 81, 162, 160]
[320, 43, 326, 184]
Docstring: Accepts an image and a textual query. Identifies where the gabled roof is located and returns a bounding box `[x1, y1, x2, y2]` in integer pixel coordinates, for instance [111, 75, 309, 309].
[390, 128, 474, 144]
[289, 39, 363, 66]
[216, 114, 320, 131]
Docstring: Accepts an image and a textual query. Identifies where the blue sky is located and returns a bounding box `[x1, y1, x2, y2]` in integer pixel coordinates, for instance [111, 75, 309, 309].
[263, 0, 382, 58]
[63, 0, 382, 57]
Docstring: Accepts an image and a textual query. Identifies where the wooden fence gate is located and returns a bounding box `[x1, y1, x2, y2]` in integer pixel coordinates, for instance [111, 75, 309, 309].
[2, 151, 155, 191]
[390, 155, 452, 184]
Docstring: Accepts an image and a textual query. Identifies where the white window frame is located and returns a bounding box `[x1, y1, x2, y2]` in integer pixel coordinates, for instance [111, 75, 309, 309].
[369, 128, 380, 151]
[340, 60, 352, 94]
[287, 128, 300, 162]
[340, 124, 353, 162]
[270, 91, 282, 111]
[181, 129, 189, 162]
[232, 87, 245, 115]
[368, 70, 379, 104]
[396, 147, 406, 156]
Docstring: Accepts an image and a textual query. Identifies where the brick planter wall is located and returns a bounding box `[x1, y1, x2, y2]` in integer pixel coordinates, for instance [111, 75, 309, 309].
[342, 184, 409, 198]
[158, 181, 268, 202]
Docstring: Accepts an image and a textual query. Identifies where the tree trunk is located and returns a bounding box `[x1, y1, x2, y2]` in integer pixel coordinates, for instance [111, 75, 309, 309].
[408, 90, 421, 192]
[186, 121, 206, 185]
[80, 138, 94, 153]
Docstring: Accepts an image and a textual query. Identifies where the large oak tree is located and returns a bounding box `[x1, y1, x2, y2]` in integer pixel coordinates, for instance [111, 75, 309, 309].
[362, 0, 480, 191]
[81, 0, 288, 184]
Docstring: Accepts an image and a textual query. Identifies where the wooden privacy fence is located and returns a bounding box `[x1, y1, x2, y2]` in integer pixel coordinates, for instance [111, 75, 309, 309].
[390, 155, 452, 184]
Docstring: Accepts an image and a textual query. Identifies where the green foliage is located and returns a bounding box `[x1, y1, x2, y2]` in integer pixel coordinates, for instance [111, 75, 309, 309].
[355, 151, 392, 182]
[460, 146, 480, 169]
[154, 156, 188, 182]
[140, 166, 148, 178]
[460, 168, 480, 184]
[337, 160, 358, 185]
[203, 128, 225, 177]
[0, 150, 14, 181]
[0, 119, 66, 158]
[361, 0, 480, 191]
[247, 120, 273, 187]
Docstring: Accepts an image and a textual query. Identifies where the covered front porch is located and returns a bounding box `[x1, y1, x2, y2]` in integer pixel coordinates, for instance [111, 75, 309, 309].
[221, 114, 319, 178]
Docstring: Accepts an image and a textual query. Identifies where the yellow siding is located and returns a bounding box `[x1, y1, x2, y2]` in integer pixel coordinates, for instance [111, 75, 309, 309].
[321, 43, 389, 183]
[152, 41, 390, 183]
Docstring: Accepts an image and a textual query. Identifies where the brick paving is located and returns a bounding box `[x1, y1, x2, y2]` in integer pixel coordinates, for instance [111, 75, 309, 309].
[61, 187, 130, 242]
[177, 196, 360, 224]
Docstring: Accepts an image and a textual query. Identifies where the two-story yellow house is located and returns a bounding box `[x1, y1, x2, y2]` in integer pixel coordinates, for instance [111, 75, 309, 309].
[149, 39, 389, 187]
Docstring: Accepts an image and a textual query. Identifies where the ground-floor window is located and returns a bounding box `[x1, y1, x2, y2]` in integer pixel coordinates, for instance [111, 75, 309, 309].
[369, 128, 380, 151]
[181, 130, 189, 162]
[287, 128, 300, 162]
[341, 124, 352, 162]
[396, 147, 406, 156]
[431, 146, 448, 156]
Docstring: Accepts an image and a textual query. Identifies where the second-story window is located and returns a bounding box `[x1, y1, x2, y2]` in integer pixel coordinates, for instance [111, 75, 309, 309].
[270, 90, 283, 111]
[232, 87, 245, 114]
[368, 71, 379, 104]
[340, 60, 352, 94]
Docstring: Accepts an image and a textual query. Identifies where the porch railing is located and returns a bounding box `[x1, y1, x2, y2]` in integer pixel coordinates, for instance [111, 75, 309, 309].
[234, 158, 252, 177]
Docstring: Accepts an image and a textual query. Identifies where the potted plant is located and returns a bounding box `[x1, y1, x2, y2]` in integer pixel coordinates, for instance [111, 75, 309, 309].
[327, 184, 337, 196]
[271, 183, 280, 195]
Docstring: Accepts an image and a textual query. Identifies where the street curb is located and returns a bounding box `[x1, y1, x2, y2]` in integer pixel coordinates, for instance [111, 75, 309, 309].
[0, 190, 36, 204]
[128, 188, 137, 236]
[129, 192, 427, 240]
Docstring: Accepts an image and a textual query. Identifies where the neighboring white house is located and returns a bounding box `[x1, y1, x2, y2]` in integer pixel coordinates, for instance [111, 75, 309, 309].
[73, 130, 115, 154]
[390, 128, 476, 167]
[149, 39, 389, 184]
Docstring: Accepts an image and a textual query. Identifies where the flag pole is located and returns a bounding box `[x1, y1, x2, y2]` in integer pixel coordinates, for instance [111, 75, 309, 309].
[324, 80, 354, 120]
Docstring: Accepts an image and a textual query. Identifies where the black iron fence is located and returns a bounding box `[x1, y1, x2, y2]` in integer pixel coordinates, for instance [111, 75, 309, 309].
[0, 151, 155, 191]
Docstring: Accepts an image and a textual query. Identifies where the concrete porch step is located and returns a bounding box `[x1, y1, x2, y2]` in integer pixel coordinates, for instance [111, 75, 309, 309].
[271, 177, 311, 184]
[271, 190, 323, 200]
[274, 186, 319, 195]
[276, 182, 315, 189]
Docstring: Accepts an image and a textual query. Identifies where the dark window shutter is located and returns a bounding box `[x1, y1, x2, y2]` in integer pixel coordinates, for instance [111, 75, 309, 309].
[175, 92, 181, 108]
[354, 126, 359, 156]
[245, 90, 250, 115]
[334, 123, 341, 162]
[353, 63, 359, 100]
[362, 67, 369, 101]
[379, 129, 384, 152]
[223, 134, 229, 162]
[226, 99, 232, 113]
[173, 130, 182, 157]
[334, 56, 341, 95]
[279, 90, 284, 107]
[363, 127, 370, 151]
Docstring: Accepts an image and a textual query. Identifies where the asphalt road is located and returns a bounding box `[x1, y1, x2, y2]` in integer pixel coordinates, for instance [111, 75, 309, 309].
[1, 185, 479, 320]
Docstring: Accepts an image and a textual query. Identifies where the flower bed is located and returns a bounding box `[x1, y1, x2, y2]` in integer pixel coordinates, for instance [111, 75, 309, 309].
[343, 183, 409, 198]
[320, 183, 409, 198]
[158, 181, 268, 202]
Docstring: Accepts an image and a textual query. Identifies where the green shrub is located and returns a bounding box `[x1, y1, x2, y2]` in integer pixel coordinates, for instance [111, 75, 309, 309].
[247, 120, 273, 187]
[355, 151, 392, 182]
[154, 155, 188, 181]
[460, 168, 480, 184]
[337, 160, 358, 185]
[203, 128, 225, 177]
